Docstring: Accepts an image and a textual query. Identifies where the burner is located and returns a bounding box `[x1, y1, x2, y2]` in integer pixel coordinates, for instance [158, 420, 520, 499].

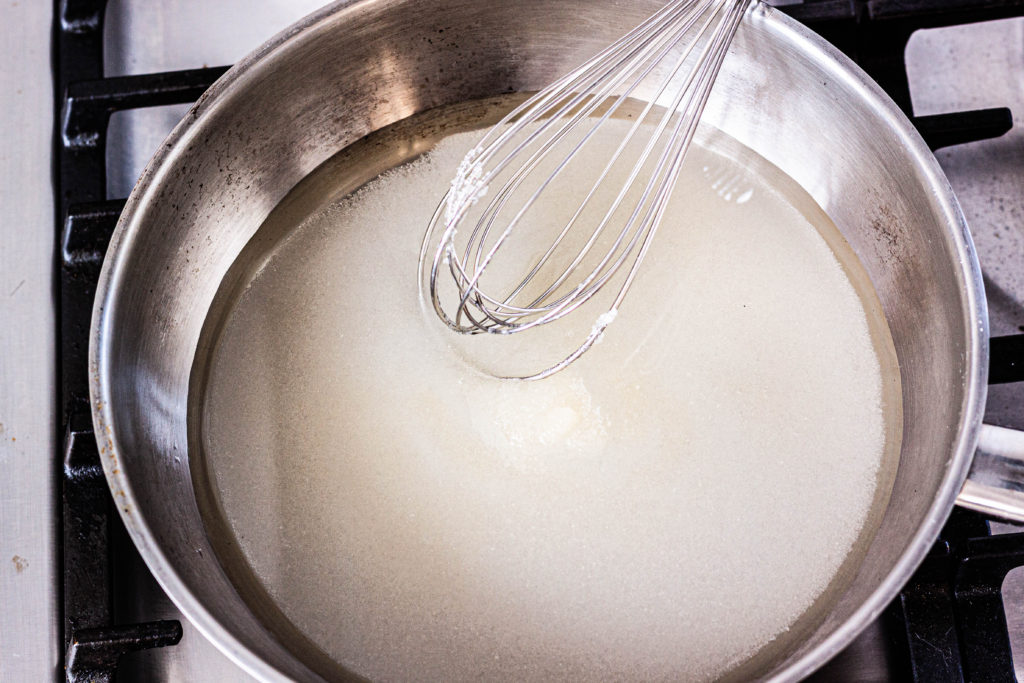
[783, 0, 1024, 113]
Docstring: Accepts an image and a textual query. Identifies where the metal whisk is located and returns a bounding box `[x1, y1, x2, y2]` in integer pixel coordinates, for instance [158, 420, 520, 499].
[420, 0, 751, 380]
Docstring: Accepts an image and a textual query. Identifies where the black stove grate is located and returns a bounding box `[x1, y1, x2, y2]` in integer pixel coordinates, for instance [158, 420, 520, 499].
[53, 0, 1024, 680]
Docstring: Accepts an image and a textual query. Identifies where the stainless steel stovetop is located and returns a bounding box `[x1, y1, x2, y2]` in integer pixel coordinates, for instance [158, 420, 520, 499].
[1, 1, 1022, 680]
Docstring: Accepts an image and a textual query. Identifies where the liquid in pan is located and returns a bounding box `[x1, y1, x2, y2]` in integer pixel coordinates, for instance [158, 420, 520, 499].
[192, 100, 902, 682]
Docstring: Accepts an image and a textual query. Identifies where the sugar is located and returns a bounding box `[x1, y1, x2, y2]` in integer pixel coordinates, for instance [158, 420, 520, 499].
[200, 118, 890, 681]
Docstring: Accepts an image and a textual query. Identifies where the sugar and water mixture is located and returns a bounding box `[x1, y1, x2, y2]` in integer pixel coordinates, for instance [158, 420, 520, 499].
[196, 109, 898, 681]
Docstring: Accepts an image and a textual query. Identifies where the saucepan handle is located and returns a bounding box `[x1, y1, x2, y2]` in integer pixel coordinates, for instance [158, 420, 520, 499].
[957, 424, 1024, 523]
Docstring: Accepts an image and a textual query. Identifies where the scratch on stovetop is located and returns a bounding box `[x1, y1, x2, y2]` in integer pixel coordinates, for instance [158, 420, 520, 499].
[8, 280, 25, 297]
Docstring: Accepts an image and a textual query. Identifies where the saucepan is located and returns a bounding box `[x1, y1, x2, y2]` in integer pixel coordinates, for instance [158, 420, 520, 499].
[89, 0, 1024, 679]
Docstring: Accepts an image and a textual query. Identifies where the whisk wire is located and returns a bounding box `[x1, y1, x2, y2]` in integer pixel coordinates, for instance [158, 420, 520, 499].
[611, 0, 748, 313]
[447, 3, 715, 325]
[449, 0, 723, 331]
[466, 0, 708, 171]
[515, 1, 737, 316]
[420, 0, 751, 379]
[483, 0, 725, 316]
[431, 0, 722, 313]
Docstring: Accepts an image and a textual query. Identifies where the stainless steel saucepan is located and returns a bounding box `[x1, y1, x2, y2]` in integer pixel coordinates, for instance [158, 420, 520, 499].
[90, 0, 1024, 680]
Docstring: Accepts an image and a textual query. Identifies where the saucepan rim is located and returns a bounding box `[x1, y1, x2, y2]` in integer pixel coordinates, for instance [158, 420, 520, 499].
[89, 1, 988, 680]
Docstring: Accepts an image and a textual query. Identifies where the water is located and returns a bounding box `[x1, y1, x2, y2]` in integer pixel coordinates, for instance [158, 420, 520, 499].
[190, 96, 902, 682]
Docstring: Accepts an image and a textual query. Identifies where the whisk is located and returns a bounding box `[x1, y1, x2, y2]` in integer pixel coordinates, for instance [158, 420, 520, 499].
[420, 0, 751, 380]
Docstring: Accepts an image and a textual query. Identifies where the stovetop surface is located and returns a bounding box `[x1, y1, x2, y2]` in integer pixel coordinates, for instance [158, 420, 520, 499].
[37, 1, 1024, 681]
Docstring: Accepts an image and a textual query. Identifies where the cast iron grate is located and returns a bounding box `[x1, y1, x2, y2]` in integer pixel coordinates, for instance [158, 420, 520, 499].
[53, 0, 1024, 680]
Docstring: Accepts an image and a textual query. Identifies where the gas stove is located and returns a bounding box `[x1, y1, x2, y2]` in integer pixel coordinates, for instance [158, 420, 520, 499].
[3, 1, 1024, 681]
